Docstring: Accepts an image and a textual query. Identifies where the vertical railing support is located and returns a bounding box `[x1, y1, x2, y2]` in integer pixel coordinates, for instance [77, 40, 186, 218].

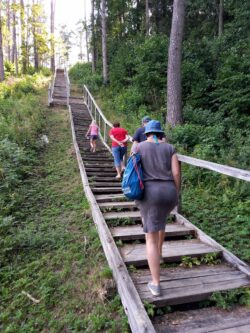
[177, 161, 182, 214]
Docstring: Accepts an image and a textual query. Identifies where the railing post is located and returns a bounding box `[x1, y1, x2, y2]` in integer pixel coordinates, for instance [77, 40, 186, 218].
[104, 123, 107, 143]
[177, 161, 182, 214]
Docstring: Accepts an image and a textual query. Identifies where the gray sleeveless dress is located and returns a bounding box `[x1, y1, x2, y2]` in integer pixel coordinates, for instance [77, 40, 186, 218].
[135, 141, 178, 233]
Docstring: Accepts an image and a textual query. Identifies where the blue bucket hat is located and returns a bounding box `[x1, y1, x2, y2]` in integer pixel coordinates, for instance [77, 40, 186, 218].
[144, 120, 164, 134]
[142, 116, 151, 124]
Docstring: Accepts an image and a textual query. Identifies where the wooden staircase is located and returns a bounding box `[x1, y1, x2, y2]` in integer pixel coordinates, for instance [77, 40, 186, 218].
[51, 70, 250, 333]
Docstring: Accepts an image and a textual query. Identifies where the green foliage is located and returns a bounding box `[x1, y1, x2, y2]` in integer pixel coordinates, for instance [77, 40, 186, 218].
[0, 107, 128, 333]
[210, 289, 250, 310]
[69, 62, 102, 91]
[0, 76, 47, 219]
[4, 61, 16, 77]
[143, 301, 156, 317]
[180, 253, 221, 268]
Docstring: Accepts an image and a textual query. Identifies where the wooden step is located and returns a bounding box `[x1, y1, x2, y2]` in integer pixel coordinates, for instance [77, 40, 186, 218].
[103, 210, 141, 220]
[153, 306, 250, 333]
[95, 194, 125, 202]
[132, 265, 250, 307]
[85, 163, 114, 168]
[87, 172, 117, 177]
[120, 239, 222, 266]
[91, 182, 121, 187]
[85, 167, 115, 172]
[111, 223, 195, 240]
[89, 177, 121, 182]
[92, 187, 122, 194]
[99, 201, 135, 210]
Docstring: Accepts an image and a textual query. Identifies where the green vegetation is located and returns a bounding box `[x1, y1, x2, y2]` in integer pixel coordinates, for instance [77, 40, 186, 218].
[180, 253, 221, 268]
[210, 289, 250, 310]
[0, 83, 128, 332]
[69, 1, 250, 263]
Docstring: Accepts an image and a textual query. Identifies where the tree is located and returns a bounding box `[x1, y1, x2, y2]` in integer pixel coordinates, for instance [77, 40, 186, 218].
[50, 0, 55, 72]
[84, 0, 89, 62]
[12, 0, 18, 75]
[218, 0, 223, 36]
[91, 0, 96, 72]
[6, 0, 11, 61]
[145, 0, 149, 35]
[101, 0, 108, 84]
[167, 0, 185, 127]
[20, 0, 27, 73]
[0, 3, 5, 81]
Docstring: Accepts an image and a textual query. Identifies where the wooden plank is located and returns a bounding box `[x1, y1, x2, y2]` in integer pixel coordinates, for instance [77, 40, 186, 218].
[68, 105, 156, 333]
[153, 306, 250, 333]
[111, 224, 195, 240]
[134, 266, 249, 307]
[176, 213, 250, 277]
[89, 177, 121, 182]
[91, 182, 121, 187]
[177, 154, 250, 182]
[86, 172, 117, 177]
[214, 325, 250, 333]
[120, 239, 221, 266]
[104, 210, 141, 220]
[92, 187, 122, 193]
[85, 167, 115, 172]
[99, 201, 135, 209]
[95, 193, 125, 202]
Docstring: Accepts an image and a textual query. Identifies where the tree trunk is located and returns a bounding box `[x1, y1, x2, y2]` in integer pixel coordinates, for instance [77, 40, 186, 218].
[84, 0, 89, 62]
[7, 0, 11, 61]
[12, 0, 18, 75]
[145, 0, 150, 36]
[50, 0, 55, 72]
[32, 0, 39, 70]
[166, 0, 185, 127]
[0, 4, 5, 81]
[218, 0, 223, 37]
[101, 0, 108, 84]
[91, 0, 96, 72]
[20, 0, 27, 73]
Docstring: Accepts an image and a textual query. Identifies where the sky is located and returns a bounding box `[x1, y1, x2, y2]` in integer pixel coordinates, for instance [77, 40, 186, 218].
[44, 0, 91, 65]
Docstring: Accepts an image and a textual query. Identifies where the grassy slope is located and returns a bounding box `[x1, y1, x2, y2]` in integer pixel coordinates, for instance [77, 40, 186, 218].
[0, 101, 128, 332]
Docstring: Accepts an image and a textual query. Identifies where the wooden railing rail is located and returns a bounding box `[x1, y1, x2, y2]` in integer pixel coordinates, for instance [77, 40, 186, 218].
[177, 154, 250, 182]
[83, 85, 250, 182]
[64, 66, 70, 107]
[48, 70, 56, 106]
[83, 84, 113, 152]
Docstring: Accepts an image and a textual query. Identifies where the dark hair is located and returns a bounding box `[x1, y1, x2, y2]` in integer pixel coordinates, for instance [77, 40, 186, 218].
[145, 132, 162, 139]
[113, 122, 120, 128]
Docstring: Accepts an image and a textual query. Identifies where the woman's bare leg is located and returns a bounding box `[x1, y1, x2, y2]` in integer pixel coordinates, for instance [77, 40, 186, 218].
[158, 230, 165, 257]
[145, 232, 160, 285]
[115, 165, 121, 178]
[93, 140, 97, 152]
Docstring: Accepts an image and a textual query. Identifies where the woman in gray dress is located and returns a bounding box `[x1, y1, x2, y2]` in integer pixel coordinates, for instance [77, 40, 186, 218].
[135, 120, 181, 296]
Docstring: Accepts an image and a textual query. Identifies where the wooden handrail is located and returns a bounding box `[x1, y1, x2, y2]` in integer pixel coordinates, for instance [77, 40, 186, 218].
[177, 154, 250, 182]
[82, 86, 250, 182]
[83, 85, 113, 127]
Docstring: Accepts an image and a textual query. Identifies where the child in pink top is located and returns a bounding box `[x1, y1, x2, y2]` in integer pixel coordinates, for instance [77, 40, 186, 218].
[86, 120, 99, 152]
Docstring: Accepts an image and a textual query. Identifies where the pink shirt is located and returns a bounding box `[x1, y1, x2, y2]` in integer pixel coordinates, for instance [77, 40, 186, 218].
[89, 124, 99, 136]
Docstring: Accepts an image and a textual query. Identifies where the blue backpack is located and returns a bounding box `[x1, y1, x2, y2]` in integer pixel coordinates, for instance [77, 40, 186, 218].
[122, 153, 144, 200]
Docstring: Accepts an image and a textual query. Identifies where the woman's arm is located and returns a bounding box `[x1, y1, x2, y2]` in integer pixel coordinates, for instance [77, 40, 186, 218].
[121, 134, 129, 143]
[110, 134, 122, 145]
[171, 154, 181, 193]
[86, 126, 91, 136]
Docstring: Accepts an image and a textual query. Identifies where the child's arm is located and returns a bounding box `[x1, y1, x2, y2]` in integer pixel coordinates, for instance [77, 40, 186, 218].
[86, 126, 91, 137]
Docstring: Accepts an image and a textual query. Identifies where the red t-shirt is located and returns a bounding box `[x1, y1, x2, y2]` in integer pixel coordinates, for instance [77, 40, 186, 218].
[109, 127, 128, 147]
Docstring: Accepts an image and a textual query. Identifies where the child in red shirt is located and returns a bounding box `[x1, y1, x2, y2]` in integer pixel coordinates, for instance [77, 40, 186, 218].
[109, 122, 129, 178]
